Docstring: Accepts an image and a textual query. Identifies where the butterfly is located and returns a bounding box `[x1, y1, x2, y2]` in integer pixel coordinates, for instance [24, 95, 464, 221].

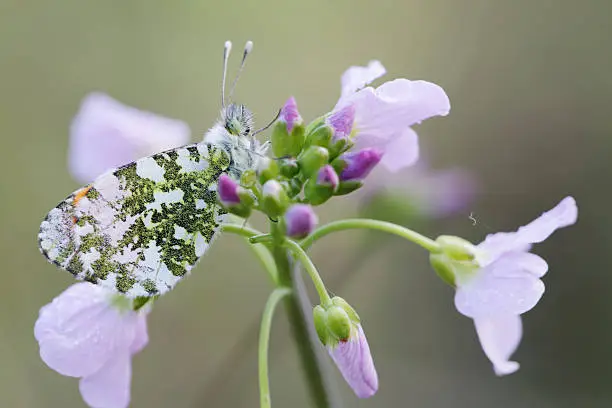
[38, 41, 268, 298]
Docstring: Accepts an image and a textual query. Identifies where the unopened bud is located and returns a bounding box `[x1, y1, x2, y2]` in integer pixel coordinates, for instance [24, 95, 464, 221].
[298, 146, 329, 178]
[258, 157, 279, 184]
[284, 204, 318, 238]
[261, 180, 289, 218]
[304, 165, 339, 205]
[271, 96, 305, 157]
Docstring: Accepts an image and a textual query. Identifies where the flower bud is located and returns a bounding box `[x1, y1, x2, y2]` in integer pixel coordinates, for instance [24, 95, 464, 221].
[304, 165, 339, 205]
[279, 157, 300, 178]
[271, 96, 305, 158]
[218, 174, 240, 206]
[240, 169, 257, 188]
[327, 104, 355, 142]
[298, 146, 329, 178]
[284, 204, 318, 238]
[312, 297, 378, 398]
[332, 148, 383, 195]
[429, 235, 479, 287]
[257, 157, 280, 184]
[261, 180, 289, 218]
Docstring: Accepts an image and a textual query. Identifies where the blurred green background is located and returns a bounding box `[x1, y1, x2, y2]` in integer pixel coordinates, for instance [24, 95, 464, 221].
[0, 0, 609, 407]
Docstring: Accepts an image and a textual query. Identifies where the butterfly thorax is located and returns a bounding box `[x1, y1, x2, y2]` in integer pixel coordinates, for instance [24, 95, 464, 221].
[203, 103, 266, 179]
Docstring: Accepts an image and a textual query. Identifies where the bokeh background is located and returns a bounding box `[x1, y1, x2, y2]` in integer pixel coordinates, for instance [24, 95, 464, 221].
[0, 1, 610, 407]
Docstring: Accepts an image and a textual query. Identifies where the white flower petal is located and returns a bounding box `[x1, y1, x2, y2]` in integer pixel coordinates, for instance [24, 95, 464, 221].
[34, 283, 139, 378]
[343, 79, 449, 146]
[69, 92, 190, 184]
[455, 253, 545, 318]
[328, 325, 378, 398]
[340, 60, 386, 98]
[477, 196, 578, 263]
[473, 315, 522, 376]
[377, 127, 420, 172]
[79, 351, 132, 408]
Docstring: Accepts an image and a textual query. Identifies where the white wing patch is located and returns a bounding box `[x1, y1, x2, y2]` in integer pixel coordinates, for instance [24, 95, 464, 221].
[38, 143, 232, 297]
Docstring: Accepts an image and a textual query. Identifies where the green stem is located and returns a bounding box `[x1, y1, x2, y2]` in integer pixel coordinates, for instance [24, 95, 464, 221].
[221, 223, 263, 239]
[259, 288, 291, 408]
[300, 218, 441, 253]
[283, 239, 332, 307]
[270, 222, 337, 408]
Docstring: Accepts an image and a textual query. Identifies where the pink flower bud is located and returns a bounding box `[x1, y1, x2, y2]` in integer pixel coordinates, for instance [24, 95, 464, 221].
[285, 204, 318, 238]
[218, 174, 241, 206]
[339, 148, 383, 181]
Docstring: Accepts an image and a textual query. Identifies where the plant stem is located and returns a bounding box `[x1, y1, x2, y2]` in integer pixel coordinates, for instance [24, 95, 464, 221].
[300, 218, 441, 253]
[270, 221, 338, 408]
[283, 239, 332, 307]
[259, 288, 291, 408]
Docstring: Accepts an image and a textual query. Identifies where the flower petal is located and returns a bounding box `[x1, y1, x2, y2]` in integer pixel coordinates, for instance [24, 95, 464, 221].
[477, 196, 578, 263]
[129, 314, 149, 355]
[454, 253, 545, 318]
[69, 93, 190, 184]
[377, 127, 420, 172]
[473, 314, 522, 376]
[343, 79, 449, 147]
[34, 283, 138, 378]
[79, 351, 132, 408]
[328, 325, 378, 398]
[340, 60, 386, 98]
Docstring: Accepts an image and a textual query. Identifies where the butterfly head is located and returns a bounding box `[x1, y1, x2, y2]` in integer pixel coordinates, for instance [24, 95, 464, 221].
[223, 103, 254, 138]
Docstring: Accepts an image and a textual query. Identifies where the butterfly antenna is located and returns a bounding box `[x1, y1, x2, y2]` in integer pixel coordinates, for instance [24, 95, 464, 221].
[229, 40, 253, 102]
[253, 108, 281, 137]
[221, 41, 232, 109]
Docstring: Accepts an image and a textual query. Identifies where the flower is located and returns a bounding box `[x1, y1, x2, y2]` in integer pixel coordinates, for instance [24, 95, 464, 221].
[333, 60, 450, 172]
[285, 204, 318, 238]
[69, 92, 190, 184]
[328, 324, 378, 398]
[34, 283, 150, 408]
[447, 196, 578, 375]
[337, 148, 383, 182]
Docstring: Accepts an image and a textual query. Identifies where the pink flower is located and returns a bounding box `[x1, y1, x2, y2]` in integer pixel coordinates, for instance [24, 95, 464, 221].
[334, 60, 450, 172]
[34, 283, 149, 408]
[69, 92, 190, 184]
[328, 324, 378, 398]
[454, 196, 578, 375]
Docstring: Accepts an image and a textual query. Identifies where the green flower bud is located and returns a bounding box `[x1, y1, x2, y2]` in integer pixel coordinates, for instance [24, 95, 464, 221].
[298, 146, 329, 178]
[261, 180, 289, 218]
[312, 297, 361, 347]
[305, 123, 333, 150]
[304, 165, 339, 205]
[279, 158, 300, 178]
[258, 157, 280, 184]
[240, 169, 257, 189]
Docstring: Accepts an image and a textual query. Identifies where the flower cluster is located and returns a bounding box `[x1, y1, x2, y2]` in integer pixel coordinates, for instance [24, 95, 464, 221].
[34, 47, 577, 408]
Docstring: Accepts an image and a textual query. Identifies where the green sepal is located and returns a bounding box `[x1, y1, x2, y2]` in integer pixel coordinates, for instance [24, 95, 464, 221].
[327, 306, 351, 341]
[271, 121, 305, 158]
[258, 157, 280, 184]
[331, 296, 360, 324]
[313, 305, 330, 345]
[304, 177, 335, 205]
[298, 146, 329, 178]
[279, 158, 300, 178]
[261, 180, 289, 218]
[429, 236, 479, 287]
[305, 123, 333, 150]
[335, 180, 363, 196]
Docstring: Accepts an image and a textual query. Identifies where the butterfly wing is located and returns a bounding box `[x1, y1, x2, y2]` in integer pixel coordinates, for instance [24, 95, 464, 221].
[38, 142, 231, 297]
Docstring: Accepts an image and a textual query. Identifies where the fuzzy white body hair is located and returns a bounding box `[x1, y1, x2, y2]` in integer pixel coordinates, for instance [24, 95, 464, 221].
[203, 104, 268, 179]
